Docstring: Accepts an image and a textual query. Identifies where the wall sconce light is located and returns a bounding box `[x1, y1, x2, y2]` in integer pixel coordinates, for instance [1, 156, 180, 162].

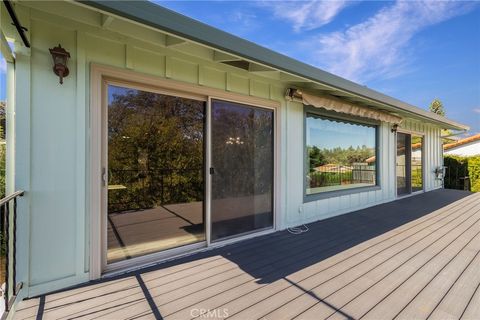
[391, 124, 399, 133]
[49, 44, 70, 84]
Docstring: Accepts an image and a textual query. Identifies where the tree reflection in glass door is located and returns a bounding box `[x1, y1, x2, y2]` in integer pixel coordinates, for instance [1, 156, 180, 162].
[396, 132, 423, 196]
[396, 133, 409, 196]
[411, 135, 423, 192]
[210, 100, 274, 241]
[106, 85, 205, 264]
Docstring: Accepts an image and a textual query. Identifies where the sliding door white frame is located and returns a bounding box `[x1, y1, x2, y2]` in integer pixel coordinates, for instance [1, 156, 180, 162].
[89, 64, 280, 279]
[395, 129, 425, 198]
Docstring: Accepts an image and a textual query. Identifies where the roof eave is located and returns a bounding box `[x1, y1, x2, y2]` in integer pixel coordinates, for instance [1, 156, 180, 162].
[77, 0, 470, 131]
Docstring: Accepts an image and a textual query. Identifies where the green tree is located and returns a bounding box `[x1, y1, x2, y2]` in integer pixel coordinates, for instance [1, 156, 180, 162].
[428, 99, 453, 139]
[107, 89, 205, 212]
[429, 98, 445, 116]
[308, 146, 325, 172]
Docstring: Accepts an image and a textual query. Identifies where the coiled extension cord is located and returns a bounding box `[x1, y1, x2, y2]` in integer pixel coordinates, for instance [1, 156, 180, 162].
[287, 224, 309, 234]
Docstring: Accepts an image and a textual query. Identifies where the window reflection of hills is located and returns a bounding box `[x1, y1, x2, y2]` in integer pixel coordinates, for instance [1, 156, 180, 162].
[306, 114, 377, 194]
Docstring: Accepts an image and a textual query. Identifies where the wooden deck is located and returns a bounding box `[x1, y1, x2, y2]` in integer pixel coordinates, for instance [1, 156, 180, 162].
[14, 189, 480, 320]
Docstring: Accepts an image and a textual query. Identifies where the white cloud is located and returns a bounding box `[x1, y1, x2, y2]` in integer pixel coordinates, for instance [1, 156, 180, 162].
[473, 108, 480, 114]
[230, 10, 260, 32]
[264, 1, 352, 31]
[305, 1, 478, 83]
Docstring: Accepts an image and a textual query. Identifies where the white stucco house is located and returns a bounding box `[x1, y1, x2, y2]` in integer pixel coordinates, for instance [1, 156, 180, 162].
[444, 133, 480, 156]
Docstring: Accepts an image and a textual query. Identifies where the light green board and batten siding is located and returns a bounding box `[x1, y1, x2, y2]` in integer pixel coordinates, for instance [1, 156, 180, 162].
[2, 1, 444, 297]
[4, 2, 288, 297]
[284, 104, 443, 227]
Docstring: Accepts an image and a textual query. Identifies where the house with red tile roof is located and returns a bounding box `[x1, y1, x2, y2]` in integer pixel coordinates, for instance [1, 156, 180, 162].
[444, 133, 480, 156]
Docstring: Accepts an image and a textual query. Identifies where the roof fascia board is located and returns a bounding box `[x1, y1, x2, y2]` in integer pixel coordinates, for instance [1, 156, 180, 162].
[0, 29, 14, 62]
[77, 0, 469, 131]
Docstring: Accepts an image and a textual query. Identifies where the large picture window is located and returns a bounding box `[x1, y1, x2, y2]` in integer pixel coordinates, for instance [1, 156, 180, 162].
[305, 113, 378, 196]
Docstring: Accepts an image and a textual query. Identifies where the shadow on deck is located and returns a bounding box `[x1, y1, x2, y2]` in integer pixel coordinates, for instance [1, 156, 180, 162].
[156, 188, 472, 285]
[15, 189, 480, 320]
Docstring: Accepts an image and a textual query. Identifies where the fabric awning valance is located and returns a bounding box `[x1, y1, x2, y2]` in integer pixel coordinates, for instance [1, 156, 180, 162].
[288, 89, 403, 124]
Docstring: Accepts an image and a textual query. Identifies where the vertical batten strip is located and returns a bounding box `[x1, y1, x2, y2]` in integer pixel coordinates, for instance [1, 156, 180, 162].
[386, 123, 391, 199]
[165, 56, 171, 78]
[425, 126, 429, 191]
[125, 44, 134, 69]
[226, 72, 231, 91]
[380, 123, 387, 202]
[433, 127, 436, 189]
[389, 125, 394, 198]
[436, 127, 439, 188]
[432, 127, 436, 190]
[428, 126, 433, 190]
[436, 127, 441, 188]
[198, 65, 204, 86]
[75, 31, 87, 276]
[434, 128, 437, 189]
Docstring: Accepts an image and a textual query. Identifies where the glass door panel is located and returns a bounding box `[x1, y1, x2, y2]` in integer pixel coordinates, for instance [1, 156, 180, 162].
[411, 135, 423, 192]
[396, 133, 409, 196]
[106, 85, 205, 264]
[397, 132, 423, 196]
[211, 100, 274, 241]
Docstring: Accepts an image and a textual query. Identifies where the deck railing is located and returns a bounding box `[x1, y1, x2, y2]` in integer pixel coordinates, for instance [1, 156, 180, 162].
[309, 165, 376, 188]
[444, 166, 470, 191]
[108, 168, 203, 212]
[0, 190, 24, 314]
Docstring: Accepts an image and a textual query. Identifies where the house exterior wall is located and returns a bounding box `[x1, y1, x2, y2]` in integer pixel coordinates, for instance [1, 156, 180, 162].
[283, 107, 443, 228]
[445, 141, 480, 156]
[3, 2, 444, 297]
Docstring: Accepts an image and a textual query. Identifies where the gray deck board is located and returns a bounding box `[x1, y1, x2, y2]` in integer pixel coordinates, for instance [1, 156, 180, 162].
[13, 189, 480, 320]
[261, 196, 480, 320]
[461, 282, 480, 320]
[261, 207, 480, 320]
[428, 249, 480, 320]
[326, 215, 480, 319]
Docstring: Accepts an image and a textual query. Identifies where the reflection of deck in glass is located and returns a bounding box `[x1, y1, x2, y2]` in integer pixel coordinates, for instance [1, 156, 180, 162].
[107, 194, 273, 263]
[107, 202, 204, 263]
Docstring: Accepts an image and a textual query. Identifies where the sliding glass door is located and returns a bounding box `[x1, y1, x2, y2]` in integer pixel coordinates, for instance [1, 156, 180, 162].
[411, 135, 423, 192]
[210, 100, 274, 241]
[396, 132, 423, 196]
[106, 85, 205, 264]
[103, 84, 275, 269]
[396, 133, 409, 196]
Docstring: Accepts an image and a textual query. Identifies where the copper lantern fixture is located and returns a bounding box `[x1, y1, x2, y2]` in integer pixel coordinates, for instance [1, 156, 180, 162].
[49, 44, 70, 84]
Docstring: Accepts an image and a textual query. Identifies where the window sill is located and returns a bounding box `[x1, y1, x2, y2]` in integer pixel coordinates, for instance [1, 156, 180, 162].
[303, 185, 381, 203]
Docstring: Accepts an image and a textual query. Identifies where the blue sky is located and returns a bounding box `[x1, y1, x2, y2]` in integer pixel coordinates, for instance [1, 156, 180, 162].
[1, 1, 479, 134]
[154, 0, 480, 135]
[307, 115, 376, 150]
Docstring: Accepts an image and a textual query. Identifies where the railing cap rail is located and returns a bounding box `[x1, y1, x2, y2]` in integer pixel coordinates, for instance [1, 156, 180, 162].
[0, 190, 25, 206]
